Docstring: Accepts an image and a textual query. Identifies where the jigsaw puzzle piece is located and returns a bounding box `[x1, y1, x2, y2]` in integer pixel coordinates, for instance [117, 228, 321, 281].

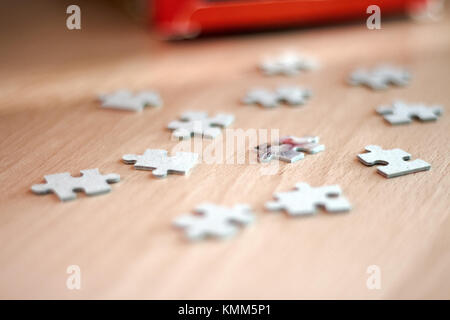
[349, 65, 410, 90]
[256, 143, 305, 163]
[276, 86, 311, 105]
[168, 120, 222, 139]
[168, 112, 234, 139]
[266, 182, 351, 216]
[260, 51, 318, 76]
[242, 89, 279, 108]
[208, 113, 235, 128]
[243, 86, 311, 108]
[174, 215, 236, 240]
[377, 101, 443, 124]
[123, 149, 198, 178]
[168, 112, 207, 139]
[280, 136, 325, 154]
[357, 145, 431, 178]
[31, 169, 120, 201]
[174, 204, 254, 240]
[99, 89, 162, 112]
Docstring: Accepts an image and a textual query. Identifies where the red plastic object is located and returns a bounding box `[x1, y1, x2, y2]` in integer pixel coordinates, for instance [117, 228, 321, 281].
[153, 0, 427, 39]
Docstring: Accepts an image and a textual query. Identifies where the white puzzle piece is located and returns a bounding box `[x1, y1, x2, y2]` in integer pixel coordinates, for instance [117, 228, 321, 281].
[377, 101, 443, 124]
[255, 135, 324, 163]
[259, 51, 318, 76]
[243, 86, 311, 108]
[99, 89, 162, 112]
[349, 65, 410, 90]
[357, 145, 431, 178]
[168, 111, 234, 139]
[122, 149, 199, 178]
[31, 168, 120, 201]
[266, 182, 351, 216]
[174, 203, 254, 240]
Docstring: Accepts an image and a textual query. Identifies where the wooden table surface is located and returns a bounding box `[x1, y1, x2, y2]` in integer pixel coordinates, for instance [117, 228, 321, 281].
[0, 1, 449, 299]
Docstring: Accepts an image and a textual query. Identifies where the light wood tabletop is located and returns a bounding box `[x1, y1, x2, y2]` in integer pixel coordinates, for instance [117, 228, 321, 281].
[0, 1, 449, 299]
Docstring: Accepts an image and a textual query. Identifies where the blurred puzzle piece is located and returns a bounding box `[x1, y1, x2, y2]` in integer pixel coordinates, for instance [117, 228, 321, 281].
[122, 149, 199, 178]
[266, 182, 351, 216]
[99, 89, 162, 112]
[168, 111, 234, 139]
[377, 101, 443, 124]
[174, 203, 254, 240]
[259, 51, 318, 76]
[243, 86, 311, 108]
[349, 65, 410, 90]
[255, 135, 324, 163]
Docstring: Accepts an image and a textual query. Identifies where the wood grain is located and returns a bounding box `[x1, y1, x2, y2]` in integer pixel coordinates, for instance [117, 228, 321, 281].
[0, 1, 449, 299]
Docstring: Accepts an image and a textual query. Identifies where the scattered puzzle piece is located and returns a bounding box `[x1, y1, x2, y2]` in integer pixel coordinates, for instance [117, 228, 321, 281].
[255, 136, 324, 163]
[242, 88, 279, 108]
[256, 143, 305, 163]
[259, 51, 318, 76]
[168, 111, 234, 139]
[266, 182, 351, 216]
[357, 145, 430, 178]
[174, 203, 254, 240]
[280, 136, 325, 154]
[276, 86, 312, 105]
[122, 149, 199, 178]
[349, 65, 410, 90]
[31, 168, 120, 201]
[376, 101, 443, 124]
[99, 89, 162, 112]
[243, 86, 311, 108]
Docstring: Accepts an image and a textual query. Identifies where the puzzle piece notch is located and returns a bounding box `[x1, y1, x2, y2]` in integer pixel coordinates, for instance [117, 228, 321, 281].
[243, 86, 311, 108]
[266, 182, 351, 216]
[174, 203, 254, 240]
[168, 111, 234, 139]
[357, 145, 430, 178]
[255, 136, 324, 163]
[349, 65, 410, 90]
[31, 168, 120, 201]
[376, 101, 443, 124]
[259, 51, 318, 76]
[122, 149, 199, 178]
[99, 89, 162, 112]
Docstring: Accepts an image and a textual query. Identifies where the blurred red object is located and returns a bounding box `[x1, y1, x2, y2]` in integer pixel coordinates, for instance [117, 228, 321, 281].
[154, 0, 428, 38]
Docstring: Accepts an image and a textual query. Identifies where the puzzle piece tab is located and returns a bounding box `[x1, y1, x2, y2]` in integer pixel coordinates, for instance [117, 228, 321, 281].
[122, 149, 199, 178]
[255, 136, 324, 163]
[357, 145, 430, 178]
[99, 89, 162, 112]
[168, 111, 234, 139]
[31, 168, 120, 201]
[349, 65, 410, 90]
[174, 203, 254, 240]
[266, 182, 351, 216]
[259, 51, 318, 76]
[377, 101, 443, 124]
[243, 86, 311, 108]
